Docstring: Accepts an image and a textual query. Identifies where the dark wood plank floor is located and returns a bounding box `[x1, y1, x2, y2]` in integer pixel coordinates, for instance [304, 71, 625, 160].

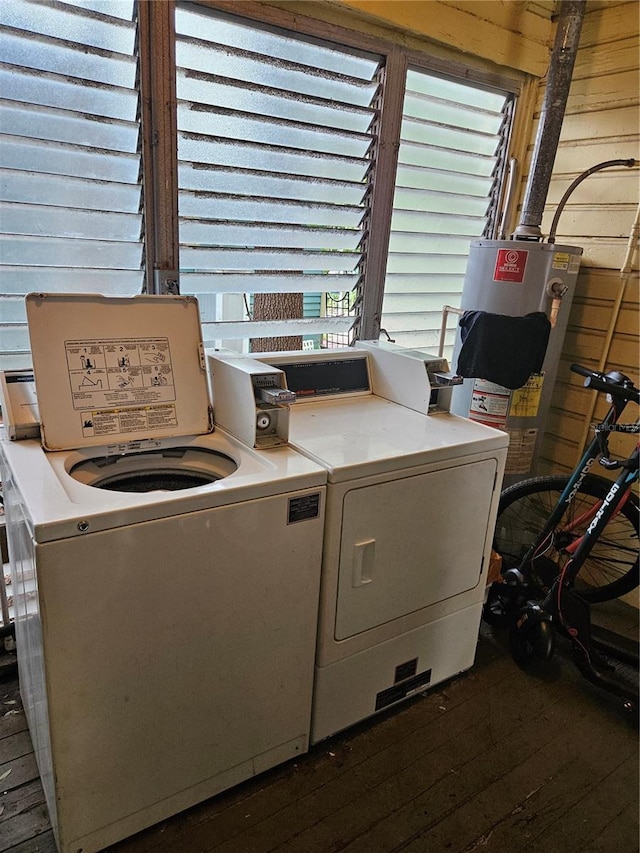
[1, 621, 638, 853]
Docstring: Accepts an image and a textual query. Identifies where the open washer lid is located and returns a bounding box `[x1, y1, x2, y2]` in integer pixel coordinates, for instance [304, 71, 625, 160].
[26, 293, 212, 451]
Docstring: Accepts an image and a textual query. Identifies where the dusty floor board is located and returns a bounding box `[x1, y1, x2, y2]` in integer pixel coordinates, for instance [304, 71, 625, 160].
[306, 678, 621, 853]
[0, 624, 637, 853]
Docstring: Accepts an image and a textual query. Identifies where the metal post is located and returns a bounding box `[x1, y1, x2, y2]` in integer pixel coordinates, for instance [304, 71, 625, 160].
[138, 0, 180, 293]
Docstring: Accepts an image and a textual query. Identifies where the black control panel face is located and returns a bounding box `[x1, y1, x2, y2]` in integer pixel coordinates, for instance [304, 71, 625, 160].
[281, 357, 370, 398]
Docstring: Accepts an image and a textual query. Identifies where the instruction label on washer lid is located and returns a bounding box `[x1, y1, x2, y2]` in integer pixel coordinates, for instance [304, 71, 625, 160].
[104, 438, 163, 457]
[66, 337, 176, 410]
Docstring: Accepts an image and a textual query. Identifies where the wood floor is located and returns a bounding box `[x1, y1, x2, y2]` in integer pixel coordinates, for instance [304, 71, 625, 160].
[1, 622, 638, 853]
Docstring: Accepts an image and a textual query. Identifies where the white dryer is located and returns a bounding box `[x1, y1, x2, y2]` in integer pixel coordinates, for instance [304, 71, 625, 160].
[0, 294, 326, 853]
[210, 344, 508, 743]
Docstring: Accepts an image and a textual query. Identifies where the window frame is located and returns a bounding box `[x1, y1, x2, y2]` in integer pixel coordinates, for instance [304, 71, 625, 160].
[138, 0, 523, 345]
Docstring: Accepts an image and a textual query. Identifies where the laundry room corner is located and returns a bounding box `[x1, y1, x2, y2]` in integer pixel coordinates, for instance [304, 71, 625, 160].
[0, 0, 637, 850]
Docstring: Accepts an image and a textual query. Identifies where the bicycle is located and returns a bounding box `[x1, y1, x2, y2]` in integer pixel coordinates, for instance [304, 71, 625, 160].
[483, 363, 639, 709]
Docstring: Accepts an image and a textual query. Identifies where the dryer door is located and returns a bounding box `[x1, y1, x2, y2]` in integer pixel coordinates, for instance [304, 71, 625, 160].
[334, 458, 497, 640]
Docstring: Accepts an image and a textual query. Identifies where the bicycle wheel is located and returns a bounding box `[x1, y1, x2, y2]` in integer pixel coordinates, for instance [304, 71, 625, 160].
[493, 474, 639, 603]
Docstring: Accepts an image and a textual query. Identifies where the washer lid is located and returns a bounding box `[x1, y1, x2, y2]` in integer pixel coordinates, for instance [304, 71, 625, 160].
[26, 293, 212, 451]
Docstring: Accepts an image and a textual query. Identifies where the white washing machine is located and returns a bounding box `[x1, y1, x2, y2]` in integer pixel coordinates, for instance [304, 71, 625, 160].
[209, 343, 508, 743]
[0, 294, 326, 853]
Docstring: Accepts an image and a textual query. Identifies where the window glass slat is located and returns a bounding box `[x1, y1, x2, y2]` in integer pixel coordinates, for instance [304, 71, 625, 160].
[0, 102, 139, 153]
[1, 234, 143, 269]
[1, 169, 141, 212]
[0, 136, 140, 182]
[1, 202, 142, 242]
[0, 2, 136, 53]
[179, 132, 368, 182]
[180, 221, 362, 252]
[1, 67, 138, 122]
[178, 191, 363, 229]
[180, 247, 360, 273]
[180, 272, 359, 295]
[0, 266, 143, 295]
[0, 30, 137, 87]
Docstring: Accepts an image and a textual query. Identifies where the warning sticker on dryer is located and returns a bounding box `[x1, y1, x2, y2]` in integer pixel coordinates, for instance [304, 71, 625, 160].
[65, 337, 176, 411]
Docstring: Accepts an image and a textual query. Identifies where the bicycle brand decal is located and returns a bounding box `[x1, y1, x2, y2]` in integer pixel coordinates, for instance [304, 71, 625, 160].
[586, 483, 619, 534]
[564, 457, 596, 503]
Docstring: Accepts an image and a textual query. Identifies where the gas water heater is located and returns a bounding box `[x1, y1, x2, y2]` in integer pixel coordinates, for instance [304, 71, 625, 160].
[447, 0, 632, 484]
[451, 239, 582, 483]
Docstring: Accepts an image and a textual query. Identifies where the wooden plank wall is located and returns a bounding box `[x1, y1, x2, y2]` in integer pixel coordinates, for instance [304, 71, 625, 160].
[535, 0, 639, 475]
[262, 1, 555, 77]
[328, 0, 554, 76]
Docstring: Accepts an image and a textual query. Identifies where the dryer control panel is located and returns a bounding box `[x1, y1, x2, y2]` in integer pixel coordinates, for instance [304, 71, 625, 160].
[359, 340, 462, 414]
[250, 343, 461, 416]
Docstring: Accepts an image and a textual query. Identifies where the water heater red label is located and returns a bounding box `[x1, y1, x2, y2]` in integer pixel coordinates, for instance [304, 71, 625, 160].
[493, 248, 529, 282]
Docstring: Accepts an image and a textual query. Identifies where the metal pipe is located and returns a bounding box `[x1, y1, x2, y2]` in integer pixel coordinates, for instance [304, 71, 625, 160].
[515, 0, 586, 240]
[548, 158, 636, 243]
[438, 305, 463, 357]
[498, 157, 518, 240]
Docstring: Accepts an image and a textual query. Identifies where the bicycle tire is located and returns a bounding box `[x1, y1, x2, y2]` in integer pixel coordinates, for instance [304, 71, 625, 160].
[493, 474, 639, 603]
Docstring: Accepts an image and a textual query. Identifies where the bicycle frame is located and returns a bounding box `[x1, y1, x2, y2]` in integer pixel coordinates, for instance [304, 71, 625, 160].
[553, 442, 638, 607]
[486, 365, 639, 709]
[546, 442, 639, 705]
[561, 485, 633, 556]
[516, 393, 637, 589]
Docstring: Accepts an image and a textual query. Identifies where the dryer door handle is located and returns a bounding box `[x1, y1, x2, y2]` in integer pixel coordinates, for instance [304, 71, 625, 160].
[352, 538, 376, 587]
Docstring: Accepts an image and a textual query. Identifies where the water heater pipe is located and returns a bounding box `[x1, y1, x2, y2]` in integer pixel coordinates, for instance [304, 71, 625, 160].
[547, 158, 637, 243]
[514, 0, 586, 240]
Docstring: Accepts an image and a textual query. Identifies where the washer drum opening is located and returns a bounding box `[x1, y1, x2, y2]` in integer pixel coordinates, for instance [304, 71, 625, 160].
[68, 447, 238, 492]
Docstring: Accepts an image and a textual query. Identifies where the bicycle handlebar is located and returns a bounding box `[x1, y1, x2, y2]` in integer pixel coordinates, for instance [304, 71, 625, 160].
[570, 363, 640, 405]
